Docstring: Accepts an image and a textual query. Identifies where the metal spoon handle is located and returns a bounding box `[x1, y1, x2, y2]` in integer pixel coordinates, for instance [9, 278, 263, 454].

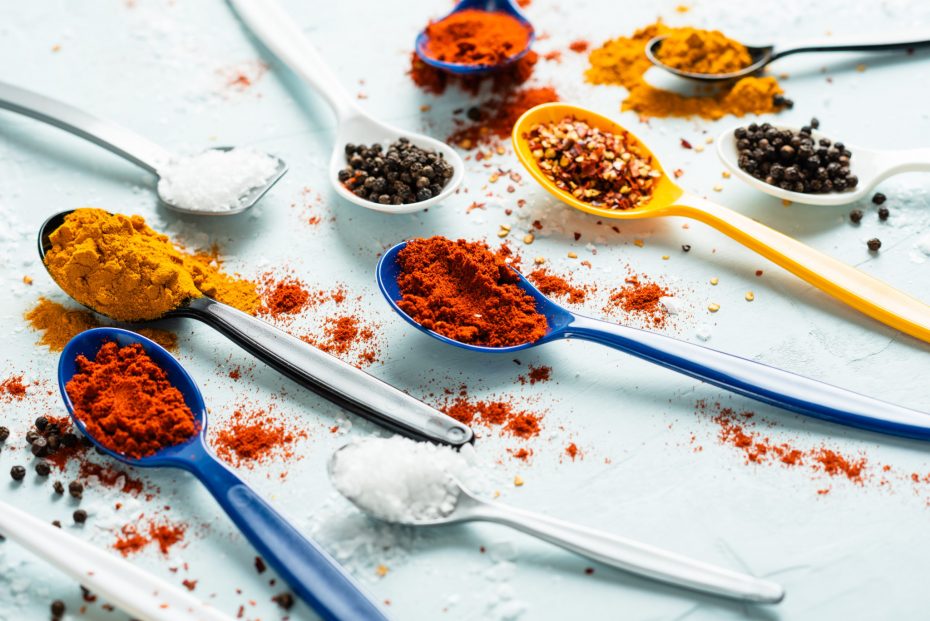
[566, 314, 930, 440]
[0, 499, 234, 621]
[227, 0, 362, 122]
[0, 80, 171, 174]
[192, 454, 388, 621]
[773, 34, 930, 60]
[474, 500, 783, 603]
[176, 297, 472, 446]
[671, 193, 930, 345]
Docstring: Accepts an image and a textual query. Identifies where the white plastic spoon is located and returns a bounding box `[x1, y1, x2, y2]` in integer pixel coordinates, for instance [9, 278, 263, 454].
[0, 500, 234, 621]
[717, 124, 930, 206]
[227, 0, 465, 214]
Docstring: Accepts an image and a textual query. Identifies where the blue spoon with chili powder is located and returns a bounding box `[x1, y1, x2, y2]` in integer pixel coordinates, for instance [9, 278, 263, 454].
[414, 0, 535, 76]
[58, 328, 388, 621]
[377, 241, 930, 442]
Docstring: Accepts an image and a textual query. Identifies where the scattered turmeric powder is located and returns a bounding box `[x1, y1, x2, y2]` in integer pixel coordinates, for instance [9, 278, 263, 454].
[655, 27, 751, 75]
[585, 21, 784, 120]
[44, 209, 259, 321]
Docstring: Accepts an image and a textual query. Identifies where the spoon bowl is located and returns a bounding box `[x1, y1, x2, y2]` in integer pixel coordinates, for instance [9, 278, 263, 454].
[511, 102, 930, 344]
[716, 124, 930, 206]
[645, 36, 772, 82]
[414, 0, 536, 76]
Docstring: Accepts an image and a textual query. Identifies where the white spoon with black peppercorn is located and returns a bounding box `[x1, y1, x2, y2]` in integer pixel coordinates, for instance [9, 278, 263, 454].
[646, 32, 930, 82]
[228, 0, 465, 214]
[717, 121, 930, 206]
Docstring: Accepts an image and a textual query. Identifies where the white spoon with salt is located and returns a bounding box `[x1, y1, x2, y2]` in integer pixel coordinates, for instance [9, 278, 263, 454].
[329, 439, 784, 604]
[228, 0, 465, 214]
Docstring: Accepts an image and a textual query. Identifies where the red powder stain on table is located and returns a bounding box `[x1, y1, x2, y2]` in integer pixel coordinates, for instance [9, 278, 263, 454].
[212, 407, 307, 469]
[439, 388, 542, 439]
[0, 375, 27, 401]
[565, 442, 580, 461]
[292, 186, 325, 226]
[302, 315, 381, 367]
[605, 274, 671, 328]
[518, 364, 551, 385]
[222, 60, 268, 91]
[448, 85, 560, 149]
[260, 276, 312, 318]
[528, 268, 590, 304]
[115, 519, 187, 557]
[80, 462, 145, 495]
[569, 39, 590, 53]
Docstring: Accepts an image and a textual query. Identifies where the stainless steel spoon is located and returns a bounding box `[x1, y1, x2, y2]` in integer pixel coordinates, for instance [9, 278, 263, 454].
[38, 210, 472, 447]
[329, 446, 784, 604]
[0, 80, 287, 215]
[645, 33, 930, 82]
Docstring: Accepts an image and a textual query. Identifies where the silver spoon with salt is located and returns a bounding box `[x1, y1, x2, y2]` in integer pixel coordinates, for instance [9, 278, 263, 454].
[328, 442, 784, 604]
[0, 80, 287, 216]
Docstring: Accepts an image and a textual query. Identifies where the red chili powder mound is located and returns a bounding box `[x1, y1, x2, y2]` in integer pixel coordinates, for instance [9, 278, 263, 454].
[0, 375, 27, 401]
[607, 274, 670, 327]
[408, 50, 538, 96]
[528, 268, 589, 304]
[261, 277, 311, 317]
[440, 390, 542, 439]
[65, 342, 198, 459]
[212, 408, 307, 468]
[115, 520, 186, 557]
[448, 85, 560, 149]
[395, 237, 548, 348]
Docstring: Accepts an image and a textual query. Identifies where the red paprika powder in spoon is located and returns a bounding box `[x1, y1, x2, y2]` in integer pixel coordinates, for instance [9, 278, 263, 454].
[421, 10, 532, 66]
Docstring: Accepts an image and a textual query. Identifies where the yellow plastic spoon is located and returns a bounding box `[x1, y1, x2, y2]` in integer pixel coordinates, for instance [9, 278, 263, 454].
[512, 102, 930, 345]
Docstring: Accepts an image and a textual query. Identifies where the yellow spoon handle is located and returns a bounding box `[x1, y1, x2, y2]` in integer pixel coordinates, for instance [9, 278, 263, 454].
[671, 193, 930, 344]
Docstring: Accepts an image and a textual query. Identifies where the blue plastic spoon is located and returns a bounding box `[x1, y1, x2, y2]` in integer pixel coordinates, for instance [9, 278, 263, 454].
[377, 242, 930, 442]
[58, 328, 388, 621]
[414, 0, 535, 75]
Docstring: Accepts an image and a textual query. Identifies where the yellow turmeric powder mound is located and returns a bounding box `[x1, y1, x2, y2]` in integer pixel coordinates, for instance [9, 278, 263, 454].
[585, 21, 784, 120]
[44, 209, 260, 321]
[655, 27, 751, 75]
[25, 297, 100, 350]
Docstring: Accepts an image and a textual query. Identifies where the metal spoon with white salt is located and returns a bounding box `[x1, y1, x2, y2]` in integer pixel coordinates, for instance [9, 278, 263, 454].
[0, 80, 286, 216]
[329, 440, 784, 604]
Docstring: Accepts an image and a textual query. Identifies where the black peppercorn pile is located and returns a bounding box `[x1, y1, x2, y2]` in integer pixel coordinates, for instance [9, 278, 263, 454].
[735, 119, 857, 194]
[339, 138, 454, 205]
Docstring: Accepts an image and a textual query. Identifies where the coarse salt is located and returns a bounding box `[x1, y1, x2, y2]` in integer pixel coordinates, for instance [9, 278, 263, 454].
[330, 436, 475, 524]
[157, 147, 278, 213]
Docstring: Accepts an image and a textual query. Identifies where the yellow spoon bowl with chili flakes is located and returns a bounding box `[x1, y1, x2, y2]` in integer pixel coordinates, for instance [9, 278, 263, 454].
[512, 102, 930, 345]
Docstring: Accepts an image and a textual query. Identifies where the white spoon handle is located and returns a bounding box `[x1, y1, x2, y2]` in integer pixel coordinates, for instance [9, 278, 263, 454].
[0, 500, 233, 621]
[877, 148, 930, 176]
[227, 0, 362, 122]
[476, 501, 783, 604]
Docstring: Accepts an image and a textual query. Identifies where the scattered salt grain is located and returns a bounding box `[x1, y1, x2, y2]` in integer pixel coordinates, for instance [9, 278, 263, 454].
[157, 147, 279, 212]
[330, 436, 474, 523]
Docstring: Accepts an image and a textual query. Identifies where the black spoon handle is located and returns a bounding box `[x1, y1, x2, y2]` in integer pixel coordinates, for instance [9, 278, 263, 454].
[175, 297, 472, 446]
[773, 35, 930, 60]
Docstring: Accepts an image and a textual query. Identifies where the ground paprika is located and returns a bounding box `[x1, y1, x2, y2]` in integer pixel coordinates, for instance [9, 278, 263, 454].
[421, 9, 532, 67]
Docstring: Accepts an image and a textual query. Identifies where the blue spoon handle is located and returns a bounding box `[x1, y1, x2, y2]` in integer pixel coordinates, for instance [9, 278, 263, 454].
[193, 454, 388, 621]
[566, 315, 930, 440]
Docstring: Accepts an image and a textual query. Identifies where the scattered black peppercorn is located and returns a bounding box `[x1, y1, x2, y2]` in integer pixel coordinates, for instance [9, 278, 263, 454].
[53, 480, 65, 495]
[878, 206, 890, 221]
[255, 556, 267, 574]
[734, 119, 856, 194]
[810, 117, 820, 129]
[772, 94, 794, 109]
[25, 429, 38, 444]
[30, 436, 48, 457]
[849, 209, 863, 224]
[51, 600, 66, 618]
[10, 465, 26, 481]
[681, 244, 691, 252]
[52, 520, 62, 528]
[68, 480, 84, 499]
[73, 509, 88, 524]
[35, 415, 48, 431]
[867, 238, 882, 252]
[0, 426, 8, 442]
[272, 592, 295, 610]
[340, 138, 454, 206]
[35, 462, 51, 477]
[872, 192, 886, 205]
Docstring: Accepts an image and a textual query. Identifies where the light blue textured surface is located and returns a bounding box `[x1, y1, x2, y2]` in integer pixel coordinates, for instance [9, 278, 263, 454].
[0, 1, 929, 620]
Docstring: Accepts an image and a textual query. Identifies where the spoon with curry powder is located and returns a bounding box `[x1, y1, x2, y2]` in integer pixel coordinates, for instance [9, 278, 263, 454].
[38, 210, 473, 448]
[378, 239, 930, 442]
[512, 102, 930, 345]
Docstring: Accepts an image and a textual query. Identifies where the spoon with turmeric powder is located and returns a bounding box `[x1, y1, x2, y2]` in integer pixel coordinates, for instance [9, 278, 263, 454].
[511, 102, 930, 346]
[645, 29, 930, 82]
[377, 237, 930, 442]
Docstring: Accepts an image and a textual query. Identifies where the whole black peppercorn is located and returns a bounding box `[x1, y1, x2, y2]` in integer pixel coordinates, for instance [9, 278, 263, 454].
[73, 509, 88, 524]
[849, 209, 863, 224]
[31, 436, 48, 457]
[51, 600, 66, 618]
[53, 480, 65, 495]
[35, 462, 51, 477]
[68, 481, 84, 499]
[52, 520, 61, 528]
[810, 117, 820, 129]
[35, 416, 48, 431]
[25, 430, 38, 444]
[339, 139, 453, 206]
[878, 206, 889, 221]
[872, 192, 886, 205]
[272, 592, 295, 610]
[681, 244, 691, 252]
[10, 466, 26, 481]
[0, 426, 8, 442]
[867, 238, 882, 252]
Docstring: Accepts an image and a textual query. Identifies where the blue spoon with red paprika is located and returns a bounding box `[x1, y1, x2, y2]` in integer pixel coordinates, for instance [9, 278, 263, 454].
[377, 240, 930, 442]
[58, 327, 389, 621]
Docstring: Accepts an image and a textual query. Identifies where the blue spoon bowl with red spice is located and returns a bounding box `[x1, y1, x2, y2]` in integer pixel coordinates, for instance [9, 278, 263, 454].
[414, 0, 535, 76]
[58, 327, 388, 621]
[377, 241, 930, 442]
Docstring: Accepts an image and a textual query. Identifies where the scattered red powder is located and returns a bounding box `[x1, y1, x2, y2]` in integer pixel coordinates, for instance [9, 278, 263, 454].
[114, 519, 186, 557]
[229, 368, 241, 380]
[302, 314, 380, 367]
[212, 407, 307, 468]
[261, 277, 311, 317]
[565, 443, 579, 460]
[439, 388, 542, 439]
[408, 50, 538, 96]
[569, 39, 590, 53]
[448, 85, 560, 149]
[510, 447, 532, 461]
[79, 462, 145, 495]
[182, 579, 198, 591]
[0, 375, 27, 401]
[606, 274, 670, 327]
[528, 268, 589, 304]
[519, 364, 552, 385]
